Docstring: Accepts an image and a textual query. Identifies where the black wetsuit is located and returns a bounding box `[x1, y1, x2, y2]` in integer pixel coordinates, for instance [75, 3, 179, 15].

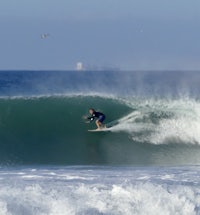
[88, 111, 105, 123]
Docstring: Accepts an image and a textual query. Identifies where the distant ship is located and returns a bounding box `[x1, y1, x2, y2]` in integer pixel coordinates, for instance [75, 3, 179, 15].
[76, 62, 84, 71]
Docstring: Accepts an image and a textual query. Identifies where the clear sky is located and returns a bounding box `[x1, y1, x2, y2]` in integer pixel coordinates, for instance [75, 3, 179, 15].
[0, 0, 200, 70]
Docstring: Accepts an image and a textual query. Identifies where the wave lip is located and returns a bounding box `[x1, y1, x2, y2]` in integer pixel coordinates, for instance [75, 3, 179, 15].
[108, 98, 200, 146]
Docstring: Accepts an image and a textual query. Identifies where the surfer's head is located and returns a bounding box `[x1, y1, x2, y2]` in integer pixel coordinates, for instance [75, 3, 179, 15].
[89, 108, 95, 114]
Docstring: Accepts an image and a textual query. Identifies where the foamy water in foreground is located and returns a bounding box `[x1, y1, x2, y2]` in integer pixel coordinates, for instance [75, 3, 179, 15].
[0, 166, 199, 215]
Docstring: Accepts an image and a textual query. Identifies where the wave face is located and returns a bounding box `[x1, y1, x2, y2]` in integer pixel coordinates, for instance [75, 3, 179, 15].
[0, 95, 200, 165]
[0, 70, 200, 165]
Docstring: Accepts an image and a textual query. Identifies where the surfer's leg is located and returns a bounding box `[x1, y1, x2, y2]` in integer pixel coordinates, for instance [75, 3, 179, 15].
[97, 115, 105, 128]
[96, 120, 105, 129]
[96, 120, 101, 129]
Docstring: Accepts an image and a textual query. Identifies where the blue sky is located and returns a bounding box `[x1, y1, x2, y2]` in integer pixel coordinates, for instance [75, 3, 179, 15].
[0, 0, 200, 70]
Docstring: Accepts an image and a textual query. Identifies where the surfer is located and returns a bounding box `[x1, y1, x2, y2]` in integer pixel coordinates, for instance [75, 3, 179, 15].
[87, 108, 106, 129]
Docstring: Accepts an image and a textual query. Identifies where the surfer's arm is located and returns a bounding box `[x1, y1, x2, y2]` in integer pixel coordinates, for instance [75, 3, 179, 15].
[83, 115, 93, 123]
[87, 116, 95, 122]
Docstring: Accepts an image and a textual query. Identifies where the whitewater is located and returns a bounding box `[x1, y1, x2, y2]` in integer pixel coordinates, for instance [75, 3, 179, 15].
[0, 166, 199, 215]
[0, 70, 200, 214]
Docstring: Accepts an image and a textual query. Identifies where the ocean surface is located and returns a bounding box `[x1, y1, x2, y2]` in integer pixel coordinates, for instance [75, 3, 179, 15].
[0, 70, 200, 214]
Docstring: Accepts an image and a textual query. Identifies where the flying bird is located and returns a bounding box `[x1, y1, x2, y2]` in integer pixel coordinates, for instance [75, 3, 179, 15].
[41, 33, 50, 39]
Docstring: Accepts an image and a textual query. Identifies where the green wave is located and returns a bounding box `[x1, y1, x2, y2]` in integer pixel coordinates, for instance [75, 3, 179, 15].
[0, 95, 200, 166]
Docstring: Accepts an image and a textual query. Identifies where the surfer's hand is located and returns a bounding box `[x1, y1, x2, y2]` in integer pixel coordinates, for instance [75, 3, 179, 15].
[82, 115, 90, 123]
[82, 115, 87, 120]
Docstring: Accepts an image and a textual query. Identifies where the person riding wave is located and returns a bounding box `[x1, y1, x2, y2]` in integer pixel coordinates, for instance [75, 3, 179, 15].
[87, 108, 106, 129]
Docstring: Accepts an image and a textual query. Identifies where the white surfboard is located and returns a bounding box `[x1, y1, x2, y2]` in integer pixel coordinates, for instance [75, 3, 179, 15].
[88, 125, 111, 132]
[88, 128, 110, 132]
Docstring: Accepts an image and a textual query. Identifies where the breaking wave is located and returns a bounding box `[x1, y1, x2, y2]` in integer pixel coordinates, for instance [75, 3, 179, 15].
[0, 94, 200, 165]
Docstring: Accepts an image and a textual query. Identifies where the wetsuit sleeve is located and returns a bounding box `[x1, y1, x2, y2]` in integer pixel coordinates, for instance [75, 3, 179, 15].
[87, 116, 95, 121]
[87, 113, 97, 122]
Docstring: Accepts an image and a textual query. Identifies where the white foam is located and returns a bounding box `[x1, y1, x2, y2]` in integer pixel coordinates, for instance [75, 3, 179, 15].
[21, 175, 44, 179]
[0, 179, 198, 215]
[110, 98, 200, 145]
[0, 167, 199, 215]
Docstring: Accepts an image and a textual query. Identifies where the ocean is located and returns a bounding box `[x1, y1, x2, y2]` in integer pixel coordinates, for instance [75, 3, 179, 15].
[0, 70, 200, 214]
